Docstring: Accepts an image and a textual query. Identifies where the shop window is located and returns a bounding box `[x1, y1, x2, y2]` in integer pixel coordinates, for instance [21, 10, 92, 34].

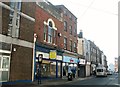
[41, 63, 50, 77]
[50, 61, 56, 77]
[58, 62, 61, 77]
[63, 63, 69, 76]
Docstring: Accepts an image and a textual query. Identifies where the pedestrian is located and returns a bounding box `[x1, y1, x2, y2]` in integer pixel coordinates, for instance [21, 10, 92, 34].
[68, 66, 72, 81]
[68, 66, 72, 75]
[72, 67, 76, 78]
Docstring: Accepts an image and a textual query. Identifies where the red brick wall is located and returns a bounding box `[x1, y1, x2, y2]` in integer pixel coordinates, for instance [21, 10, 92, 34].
[59, 6, 78, 53]
[9, 44, 33, 81]
[1, 2, 35, 81]
[1, 7, 9, 35]
[35, 5, 64, 49]
[19, 2, 36, 42]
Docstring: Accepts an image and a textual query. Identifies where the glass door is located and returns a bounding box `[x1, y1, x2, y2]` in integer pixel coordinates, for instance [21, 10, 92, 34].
[0, 55, 10, 82]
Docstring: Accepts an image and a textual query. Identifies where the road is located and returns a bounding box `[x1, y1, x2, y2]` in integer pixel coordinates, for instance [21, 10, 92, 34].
[1, 73, 119, 87]
[61, 73, 118, 86]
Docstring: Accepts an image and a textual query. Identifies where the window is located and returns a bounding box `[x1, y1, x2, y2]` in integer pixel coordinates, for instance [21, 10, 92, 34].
[74, 18, 77, 24]
[64, 10, 67, 16]
[17, 2, 21, 11]
[10, 2, 15, 9]
[64, 37, 67, 49]
[2, 57, 9, 69]
[97, 69, 103, 72]
[74, 42, 77, 52]
[74, 28, 77, 37]
[48, 26, 52, 43]
[8, 25, 12, 36]
[48, 21, 56, 44]
[8, 2, 21, 37]
[69, 14, 72, 20]
[69, 26, 72, 35]
[52, 29, 56, 44]
[9, 16, 13, 24]
[50, 61, 56, 77]
[70, 40, 72, 52]
[0, 56, 10, 82]
[64, 21, 67, 31]
[44, 25, 47, 41]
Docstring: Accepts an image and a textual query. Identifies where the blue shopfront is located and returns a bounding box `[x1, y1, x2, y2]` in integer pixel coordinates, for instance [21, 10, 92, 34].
[34, 44, 63, 80]
[62, 56, 78, 77]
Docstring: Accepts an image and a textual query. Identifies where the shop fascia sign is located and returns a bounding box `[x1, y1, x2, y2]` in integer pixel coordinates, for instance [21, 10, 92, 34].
[49, 50, 57, 59]
[79, 59, 86, 65]
[63, 56, 78, 63]
[70, 58, 74, 63]
[86, 62, 91, 65]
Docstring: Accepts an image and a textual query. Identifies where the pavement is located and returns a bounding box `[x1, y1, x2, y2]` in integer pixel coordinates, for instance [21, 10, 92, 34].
[1, 76, 94, 87]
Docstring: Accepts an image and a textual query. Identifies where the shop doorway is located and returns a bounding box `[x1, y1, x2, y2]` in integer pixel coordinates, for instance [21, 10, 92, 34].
[0, 55, 10, 82]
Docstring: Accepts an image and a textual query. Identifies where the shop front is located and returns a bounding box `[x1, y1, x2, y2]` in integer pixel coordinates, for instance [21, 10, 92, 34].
[91, 64, 96, 75]
[34, 45, 63, 80]
[62, 56, 78, 78]
[78, 59, 86, 77]
[86, 62, 91, 76]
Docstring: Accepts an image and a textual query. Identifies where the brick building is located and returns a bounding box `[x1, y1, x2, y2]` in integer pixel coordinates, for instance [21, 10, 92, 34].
[0, 0, 78, 82]
[0, 2, 35, 82]
[34, 1, 64, 80]
[56, 5, 78, 78]
[33, 1, 78, 80]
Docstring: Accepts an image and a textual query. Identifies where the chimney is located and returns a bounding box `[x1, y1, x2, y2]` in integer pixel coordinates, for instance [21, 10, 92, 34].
[78, 30, 83, 38]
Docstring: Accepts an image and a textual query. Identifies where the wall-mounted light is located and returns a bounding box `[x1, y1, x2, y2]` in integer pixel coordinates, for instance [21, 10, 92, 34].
[13, 48, 16, 52]
[58, 33, 62, 37]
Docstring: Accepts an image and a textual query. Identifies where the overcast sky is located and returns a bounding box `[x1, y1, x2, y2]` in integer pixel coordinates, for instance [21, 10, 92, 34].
[48, 0, 119, 65]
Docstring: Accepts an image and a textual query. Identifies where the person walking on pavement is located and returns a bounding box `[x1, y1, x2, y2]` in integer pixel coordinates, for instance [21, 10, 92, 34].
[72, 67, 76, 78]
[68, 66, 73, 81]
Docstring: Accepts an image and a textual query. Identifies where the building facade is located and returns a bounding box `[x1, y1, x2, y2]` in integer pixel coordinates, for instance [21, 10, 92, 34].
[56, 5, 78, 78]
[34, 1, 64, 80]
[0, 2, 35, 82]
[88, 40, 97, 75]
[1, 0, 79, 82]
[77, 31, 91, 77]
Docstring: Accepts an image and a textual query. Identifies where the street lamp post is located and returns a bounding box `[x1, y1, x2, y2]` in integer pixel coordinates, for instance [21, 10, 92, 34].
[38, 54, 43, 84]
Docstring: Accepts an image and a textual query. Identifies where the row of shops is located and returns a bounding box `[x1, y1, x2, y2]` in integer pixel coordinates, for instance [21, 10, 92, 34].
[34, 43, 91, 80]
[0, 42, 92, 82]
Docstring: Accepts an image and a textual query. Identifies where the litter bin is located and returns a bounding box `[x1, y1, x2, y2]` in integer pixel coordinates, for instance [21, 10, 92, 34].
[68, 73, 73, 81]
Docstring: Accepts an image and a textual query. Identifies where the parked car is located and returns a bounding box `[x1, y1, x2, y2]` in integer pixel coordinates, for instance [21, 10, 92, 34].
[107, 70, 113, 75]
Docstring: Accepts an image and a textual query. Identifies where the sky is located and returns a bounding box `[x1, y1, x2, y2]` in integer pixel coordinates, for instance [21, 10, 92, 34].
[48, 0, 119, 65]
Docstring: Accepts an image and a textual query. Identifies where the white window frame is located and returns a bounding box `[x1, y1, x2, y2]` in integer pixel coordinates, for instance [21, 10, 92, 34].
[0, 55, 10, 82]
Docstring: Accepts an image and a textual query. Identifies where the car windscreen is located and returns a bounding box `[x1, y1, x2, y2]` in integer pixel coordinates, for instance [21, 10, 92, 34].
[97, 69, 103, 72]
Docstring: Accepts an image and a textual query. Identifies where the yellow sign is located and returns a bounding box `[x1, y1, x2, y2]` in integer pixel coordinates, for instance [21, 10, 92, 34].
[49, 50, 56, 59]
